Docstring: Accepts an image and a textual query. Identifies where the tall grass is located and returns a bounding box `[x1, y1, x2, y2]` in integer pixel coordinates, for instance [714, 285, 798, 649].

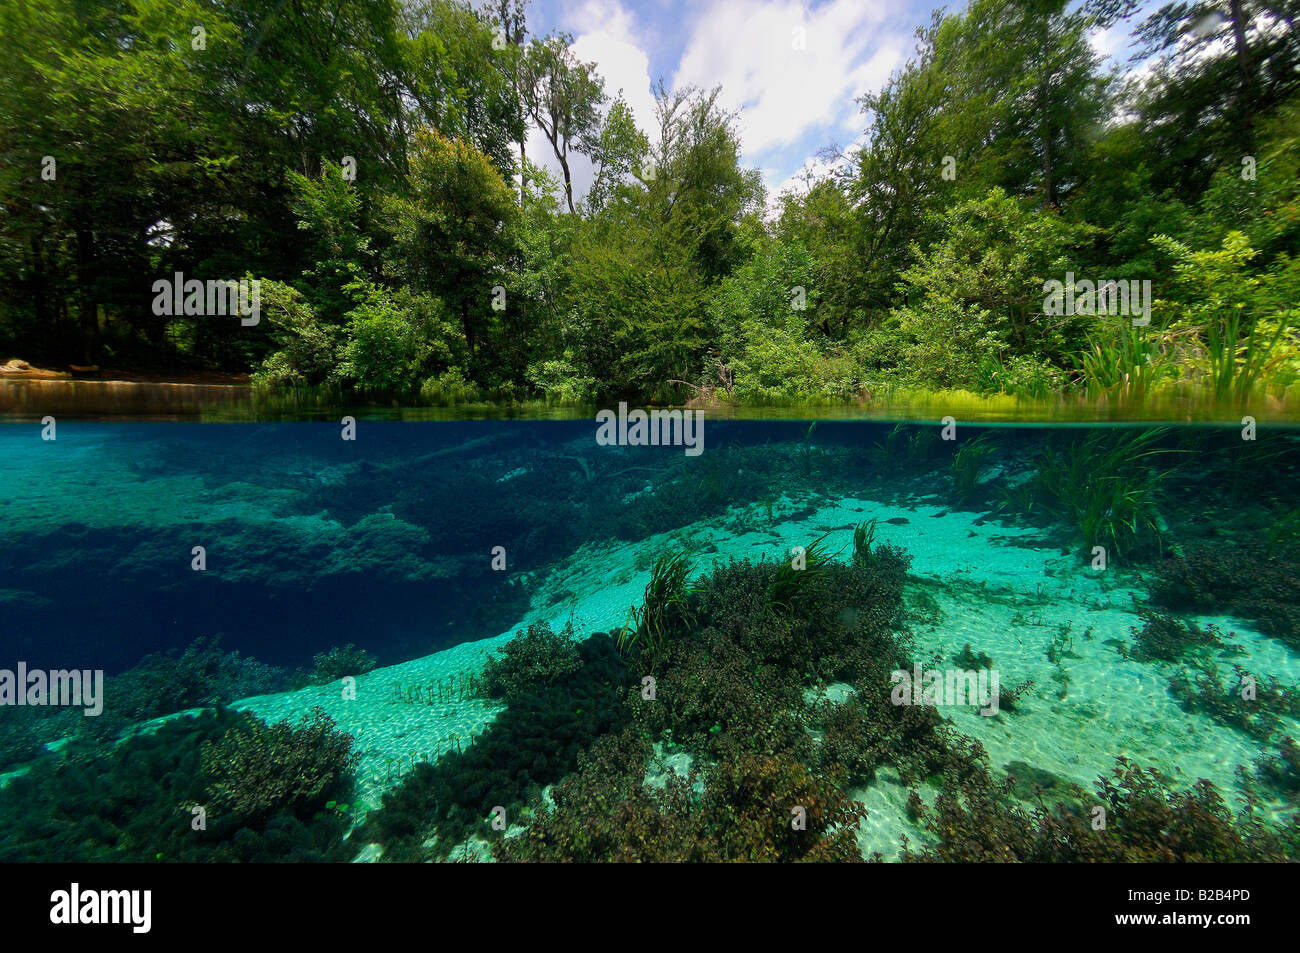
[1027, 428, 1177, 559]
[618, 551, 695, 668]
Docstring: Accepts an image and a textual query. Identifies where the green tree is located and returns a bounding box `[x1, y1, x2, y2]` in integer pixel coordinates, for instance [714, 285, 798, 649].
[519, 33, 606, 213]
[382, 130, 519, 380]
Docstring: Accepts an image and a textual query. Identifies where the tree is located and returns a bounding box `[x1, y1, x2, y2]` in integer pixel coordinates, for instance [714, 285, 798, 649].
[381, 131, 519, 378]
[519, 34, 607, 213]
[1127, 0, 1300, 192]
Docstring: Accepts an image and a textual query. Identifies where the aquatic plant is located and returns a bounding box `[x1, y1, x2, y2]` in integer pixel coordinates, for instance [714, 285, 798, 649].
[1028, 428, 1174, 559]
[997, 678, 1035, 714]
[201, 707, 360, 821]
[1255, 735, 1300, 798]
[798, 421, 819, 477]
[481, 622, 582, 703]
[1078, 318, 1171, 404]
[1150, 540, 1300, 652]
[1203, 309, 1288, 406]
[618, 551, 695, 668]
[767, 534, 836, 614]
[361, 635, 632, 861]
[302, 643, 376, 685]
[950, 433, 996, 505]
[953, 644, 993, 670]
[501, 739, 869, 862]
[1167, 662, 1300, 740]
[1125, 609, 1224, 663]
[82, 636, 286, 743]
[0, 708, 353, 862]
[851, 519, 878, 566]
[906, 755, 1294, 862]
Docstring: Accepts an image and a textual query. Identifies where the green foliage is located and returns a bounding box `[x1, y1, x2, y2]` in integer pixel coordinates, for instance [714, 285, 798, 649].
[482, 622, 583, 703]
[907, 756, 1294, 862]
[303, 644, 376, 686]
[0, 708, 354, 862]
[254, 280, 343, 387]
[951, 433, 996, 504]
[201, 707, 360, 821]
[767, 535, 836, 615]
[1027, 428, 1174, 558]
[339, 285, 438, 393]
[618, 552, 695, 669]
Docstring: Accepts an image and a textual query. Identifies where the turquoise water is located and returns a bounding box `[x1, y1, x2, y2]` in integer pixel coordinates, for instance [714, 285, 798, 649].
[1, 419, 1297, 861]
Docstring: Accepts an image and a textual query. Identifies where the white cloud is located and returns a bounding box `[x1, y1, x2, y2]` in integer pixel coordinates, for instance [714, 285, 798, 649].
[523, 0, 656, 207]
[671, 0, 902, 167]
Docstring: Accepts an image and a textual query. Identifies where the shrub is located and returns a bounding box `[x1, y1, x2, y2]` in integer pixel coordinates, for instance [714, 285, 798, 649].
[253, 279, 342, 387]
[340, 285, 434, 392]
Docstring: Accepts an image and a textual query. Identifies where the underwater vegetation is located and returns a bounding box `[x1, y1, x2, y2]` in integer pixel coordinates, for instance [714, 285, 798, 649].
[1016, 428, 1175, 559]
[1151, 540, 1300, 652]
[905, 755, 1298, 862]
[77, 637, 286, 748]
[0, 707, 357, 862]
[1125, 609, 1226, 663]
[298, 643, 378, 686]
[950, 434, 996, 505]
[358, 629, 632, 860]
[480, 621, 583, 703]
[360, 523, 1299, 861]
[617, 551, 696, 671]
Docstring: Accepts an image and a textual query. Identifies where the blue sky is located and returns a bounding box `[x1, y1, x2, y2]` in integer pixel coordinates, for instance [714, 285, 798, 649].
[512, 0, 1155, 205]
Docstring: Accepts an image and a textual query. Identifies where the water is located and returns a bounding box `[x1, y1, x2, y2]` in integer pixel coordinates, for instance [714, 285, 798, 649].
[1, 418, 1297, 861]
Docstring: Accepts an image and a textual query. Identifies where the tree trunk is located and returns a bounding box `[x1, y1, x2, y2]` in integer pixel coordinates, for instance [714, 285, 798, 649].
[74, 217, 98, 365]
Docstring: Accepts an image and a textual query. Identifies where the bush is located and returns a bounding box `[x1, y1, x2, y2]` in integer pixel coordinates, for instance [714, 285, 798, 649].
[340, 285, 435, 392]
[253, 279, 342, 387]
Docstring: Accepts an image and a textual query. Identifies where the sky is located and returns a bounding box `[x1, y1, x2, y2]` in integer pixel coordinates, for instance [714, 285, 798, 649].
[513, 0, 1157, 208]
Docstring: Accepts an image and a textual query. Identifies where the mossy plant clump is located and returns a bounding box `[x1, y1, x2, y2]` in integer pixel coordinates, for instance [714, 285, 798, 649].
[497, 734, 869, 862]
[301, 643, 377, 685]
[0, 707, 356, 862]
[481, 621, 582, 702]
[905, 756, 1295, 862]
[953, 644, 994, 670]
[1125, 609, 1225, 662]
[1167, 662, 1300, 740]
[360, 634, 634, 860]
[201, 707, 360, 820]
[81, 636, 286, 744]
[1150, 540, 1300, 651]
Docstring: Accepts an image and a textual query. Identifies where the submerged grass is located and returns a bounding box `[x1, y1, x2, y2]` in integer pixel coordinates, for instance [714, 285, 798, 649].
[617, 551, 695, 669]
[1022, 428, 1177, 559]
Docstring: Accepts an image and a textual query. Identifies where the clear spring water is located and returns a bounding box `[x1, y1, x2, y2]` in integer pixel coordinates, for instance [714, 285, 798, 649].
[1, 418, 1297, 860]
